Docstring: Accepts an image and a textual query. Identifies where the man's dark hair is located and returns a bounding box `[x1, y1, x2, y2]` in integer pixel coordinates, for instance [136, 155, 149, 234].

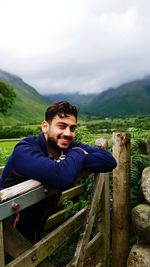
[45, 101, 78, 122]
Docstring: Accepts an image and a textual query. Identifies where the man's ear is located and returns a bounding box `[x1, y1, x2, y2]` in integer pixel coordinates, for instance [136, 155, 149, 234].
[41, 120, 49, 136]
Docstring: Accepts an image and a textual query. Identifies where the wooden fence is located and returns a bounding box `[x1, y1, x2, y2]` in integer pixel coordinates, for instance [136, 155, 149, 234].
[0, 171, 109, 267]
[0, 133, 131, 267]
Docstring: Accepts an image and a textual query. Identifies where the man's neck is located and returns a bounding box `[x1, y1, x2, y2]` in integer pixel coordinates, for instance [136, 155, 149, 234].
[48, 147, 61, 159]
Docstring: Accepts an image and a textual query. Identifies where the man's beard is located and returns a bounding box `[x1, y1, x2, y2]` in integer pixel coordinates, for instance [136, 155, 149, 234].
[47, 136, 70, 152]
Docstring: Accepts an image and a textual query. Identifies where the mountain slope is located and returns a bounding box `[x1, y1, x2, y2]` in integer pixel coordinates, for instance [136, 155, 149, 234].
[44, 78, 150, 118]
[0, 69, 49, 125]
[44, 93, 96, 107]
[81, 77, 150, 117]
[1, 68, 150, 123]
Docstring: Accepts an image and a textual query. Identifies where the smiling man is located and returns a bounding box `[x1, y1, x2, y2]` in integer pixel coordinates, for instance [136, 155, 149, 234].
[0, 101, 117, 244]
[42, 105, 77, 159]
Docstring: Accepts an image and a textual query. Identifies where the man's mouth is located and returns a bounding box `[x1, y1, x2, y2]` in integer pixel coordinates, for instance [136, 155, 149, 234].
[60, 139, 70, 144]
[59, 137, 72, 145]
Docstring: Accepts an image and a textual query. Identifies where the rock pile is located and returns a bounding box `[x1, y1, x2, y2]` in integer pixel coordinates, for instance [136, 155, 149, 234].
[127, 167, 150, 267]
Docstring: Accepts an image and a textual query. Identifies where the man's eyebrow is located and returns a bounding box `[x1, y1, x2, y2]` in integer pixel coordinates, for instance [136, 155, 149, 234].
[57, 122, 77, 127]
[57, 122, 67, 126]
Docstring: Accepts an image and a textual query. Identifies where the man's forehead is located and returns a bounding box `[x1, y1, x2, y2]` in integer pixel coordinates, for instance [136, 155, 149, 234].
[53, 114, 77, 124]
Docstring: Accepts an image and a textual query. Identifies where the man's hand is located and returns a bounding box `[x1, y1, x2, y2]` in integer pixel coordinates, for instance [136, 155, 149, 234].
[95, 138, 108, 151]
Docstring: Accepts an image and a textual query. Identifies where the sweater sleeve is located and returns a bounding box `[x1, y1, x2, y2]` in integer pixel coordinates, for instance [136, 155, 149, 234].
[70, 141, 117, 173]
[12, 142, 86, 190]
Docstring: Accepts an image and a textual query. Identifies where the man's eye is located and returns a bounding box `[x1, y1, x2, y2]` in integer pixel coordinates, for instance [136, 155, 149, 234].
[70, 127, 76, 132]
[58, 124, 65, 129]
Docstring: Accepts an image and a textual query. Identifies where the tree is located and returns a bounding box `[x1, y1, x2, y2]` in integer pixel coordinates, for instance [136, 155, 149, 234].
[0, 80, 16, 114]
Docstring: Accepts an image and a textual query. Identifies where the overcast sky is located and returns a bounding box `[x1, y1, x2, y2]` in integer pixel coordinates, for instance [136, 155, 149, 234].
[0, 0, 150, 95]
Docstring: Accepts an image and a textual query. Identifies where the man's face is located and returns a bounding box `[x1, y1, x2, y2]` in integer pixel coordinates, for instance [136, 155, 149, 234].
[43, 114, 77, 151]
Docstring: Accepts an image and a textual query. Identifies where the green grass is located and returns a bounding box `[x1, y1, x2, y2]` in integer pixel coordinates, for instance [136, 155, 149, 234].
[0, 139, 19, 166]
[0, 139, 19, 148]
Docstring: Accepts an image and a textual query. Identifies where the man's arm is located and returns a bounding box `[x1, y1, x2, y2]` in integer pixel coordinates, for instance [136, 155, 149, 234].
[69, 141, 117, 173]
[10, 139, 116, 190]
[12, 142, 87, 190]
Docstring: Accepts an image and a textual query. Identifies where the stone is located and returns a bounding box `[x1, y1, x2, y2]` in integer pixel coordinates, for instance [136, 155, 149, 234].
[132, 204, 150, 244]
[127, 241, 150, 267]
[141, 167, 150, 204]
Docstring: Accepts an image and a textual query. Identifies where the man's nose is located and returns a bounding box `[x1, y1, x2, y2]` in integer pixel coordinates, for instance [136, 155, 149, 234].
[63, 127, 71, 136]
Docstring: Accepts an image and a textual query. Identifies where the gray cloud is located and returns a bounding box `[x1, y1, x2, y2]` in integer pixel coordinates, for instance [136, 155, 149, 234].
[0, 0, 150, 94]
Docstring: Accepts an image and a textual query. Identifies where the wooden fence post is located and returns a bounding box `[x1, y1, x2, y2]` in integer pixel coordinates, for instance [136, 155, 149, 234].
[112, 132, 130, 267]
[96, 173, 110, 267]
[95, 138, 110, 267]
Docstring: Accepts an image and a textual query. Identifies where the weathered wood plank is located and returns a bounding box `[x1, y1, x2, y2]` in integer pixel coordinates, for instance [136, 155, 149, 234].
[0, 186, 56, 221]
[4, 223, 32, 258]
[85, 232, 102, 259]
[60, 184, 86, 203]
[96, 173, 110, 267]
[45, 184, 86, 230]
[4, 223, 53, 267]
[5, 208, 87, 267]
[112, 132, 130, 267]
[95, 138, 110, 267]
[0, 183, 85, 221]
[103, 173, 110, 267]
[0, 180, 43, 202]
[66, 232, 102, 267]
[0, 221, 5, 267]
[45, 202, 80, 230]
[0, 174, 87, 204]
[45, 208, 67, 230]
[68, 173, 105, 267]
[0, 179, 85, 205]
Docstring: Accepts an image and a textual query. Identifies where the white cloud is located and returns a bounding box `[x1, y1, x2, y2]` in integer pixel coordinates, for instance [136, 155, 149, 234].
[0, 0, 150, 94]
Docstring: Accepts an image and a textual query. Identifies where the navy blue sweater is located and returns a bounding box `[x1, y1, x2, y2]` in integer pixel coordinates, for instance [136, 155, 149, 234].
[0, 133, 117, 243]
[0, 133, 116, 190]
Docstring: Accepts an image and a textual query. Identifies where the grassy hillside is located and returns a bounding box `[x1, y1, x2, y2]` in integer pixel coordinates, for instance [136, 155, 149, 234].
[0, 70, 49, 125]
[80, 78, 150, 118]
[1, 69, 150, 123]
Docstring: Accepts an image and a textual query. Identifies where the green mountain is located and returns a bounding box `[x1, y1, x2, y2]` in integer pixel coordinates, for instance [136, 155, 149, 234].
[82, 77, 150, 118]
[44, 93, 96, 108]
[0, 69, 49, 125]
[1, 68, 150, 124]
[45, 77, 150, 118]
